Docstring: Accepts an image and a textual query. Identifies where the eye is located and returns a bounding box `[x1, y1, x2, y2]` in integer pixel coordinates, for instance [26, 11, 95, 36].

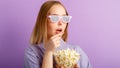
[49, 15, 59, 23]
[62, 16, 72, 23]
[62, 16, 69, 22]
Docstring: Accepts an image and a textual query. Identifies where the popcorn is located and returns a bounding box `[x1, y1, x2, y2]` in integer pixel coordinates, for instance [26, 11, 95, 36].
[53, 48, 80, 68]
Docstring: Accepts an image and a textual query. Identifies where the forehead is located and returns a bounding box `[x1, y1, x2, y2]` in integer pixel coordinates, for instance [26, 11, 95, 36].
[49, 4, 66, 16]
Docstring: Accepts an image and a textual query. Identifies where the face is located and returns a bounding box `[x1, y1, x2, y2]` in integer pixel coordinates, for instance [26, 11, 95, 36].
[47, 4, 67, 39]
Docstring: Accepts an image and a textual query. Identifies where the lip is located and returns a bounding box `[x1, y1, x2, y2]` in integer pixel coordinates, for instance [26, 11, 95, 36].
[56, 28, 63, 34]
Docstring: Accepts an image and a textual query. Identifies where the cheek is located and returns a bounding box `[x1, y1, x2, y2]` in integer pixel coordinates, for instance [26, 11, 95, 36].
[47, 23, 56, 34]
[47, 20, 52, 30]
[63, 24, 67, 31]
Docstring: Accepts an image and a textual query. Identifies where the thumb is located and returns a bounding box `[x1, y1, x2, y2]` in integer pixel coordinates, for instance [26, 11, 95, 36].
[74, 64, 79, 68]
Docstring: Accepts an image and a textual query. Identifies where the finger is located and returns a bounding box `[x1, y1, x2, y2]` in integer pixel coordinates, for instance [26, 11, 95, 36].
[74, 64, 79, 68]
[53, 40, 60, 46]
[50, 37, 61, 44]
[56, 64, 59, 68]
[61, 65, 65, 68]
[53, 38, 61, 43]
[55, 42, 60, 47]
[50, 32, 64, 39]
[50, 35, 61, 40]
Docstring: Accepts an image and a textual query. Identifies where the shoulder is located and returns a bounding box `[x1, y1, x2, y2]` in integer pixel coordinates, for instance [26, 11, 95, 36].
[68, 44, 88, 57]
[74, 45, 89, 61]
[25, 44, 45, 58]
[24, 44, 44, 68]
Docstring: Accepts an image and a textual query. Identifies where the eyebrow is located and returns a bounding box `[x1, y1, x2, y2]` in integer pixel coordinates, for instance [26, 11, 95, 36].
[49, 14, 67, 16]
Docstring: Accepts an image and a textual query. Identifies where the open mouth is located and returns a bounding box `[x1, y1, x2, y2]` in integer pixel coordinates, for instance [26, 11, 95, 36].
[56, 28, 62, 34]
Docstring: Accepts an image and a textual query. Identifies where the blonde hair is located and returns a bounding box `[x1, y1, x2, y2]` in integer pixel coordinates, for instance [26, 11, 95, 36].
[30, 1, 69, 45]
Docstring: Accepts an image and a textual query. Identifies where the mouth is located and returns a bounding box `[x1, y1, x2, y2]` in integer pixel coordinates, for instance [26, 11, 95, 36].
[56, 28, 62, 34]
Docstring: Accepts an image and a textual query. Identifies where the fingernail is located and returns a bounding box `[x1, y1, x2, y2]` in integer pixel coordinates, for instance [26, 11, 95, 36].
[58, 35, 61, 37]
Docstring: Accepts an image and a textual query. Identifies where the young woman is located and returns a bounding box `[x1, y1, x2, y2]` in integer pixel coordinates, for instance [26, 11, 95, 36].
[24, 1, 92, 68]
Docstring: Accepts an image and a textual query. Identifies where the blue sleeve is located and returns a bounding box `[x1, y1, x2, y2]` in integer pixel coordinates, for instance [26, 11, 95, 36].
[24, 46, 41, 68]
[76, 46, 92, 68]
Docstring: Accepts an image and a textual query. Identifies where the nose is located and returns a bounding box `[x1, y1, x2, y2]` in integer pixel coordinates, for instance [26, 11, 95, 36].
[58, 19, 63, 25]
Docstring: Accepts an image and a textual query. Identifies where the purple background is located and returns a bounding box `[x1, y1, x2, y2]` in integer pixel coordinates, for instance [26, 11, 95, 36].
[0, 0, 120, 68]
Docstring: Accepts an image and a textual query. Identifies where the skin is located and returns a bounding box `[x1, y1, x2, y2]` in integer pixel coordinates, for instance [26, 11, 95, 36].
[45, 4, 67, 52]
[42, 4, 79, 68]
[42, 4, 66, 68]
[47, 4, 67, 39]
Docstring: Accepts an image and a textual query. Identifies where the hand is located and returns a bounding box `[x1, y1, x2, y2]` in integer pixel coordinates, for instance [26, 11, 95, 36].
[44, 33, 63, 52]
[56, 64, 65, 68]
[56, 64, 79, 68]
[73, 64, 79, 68]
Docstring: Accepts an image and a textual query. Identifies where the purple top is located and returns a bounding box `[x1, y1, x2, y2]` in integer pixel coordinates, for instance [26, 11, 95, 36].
[24, 39, 92, 68]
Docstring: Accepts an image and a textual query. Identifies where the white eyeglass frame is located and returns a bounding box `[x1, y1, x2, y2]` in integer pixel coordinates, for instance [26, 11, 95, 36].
[48, 15, 72, 23]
